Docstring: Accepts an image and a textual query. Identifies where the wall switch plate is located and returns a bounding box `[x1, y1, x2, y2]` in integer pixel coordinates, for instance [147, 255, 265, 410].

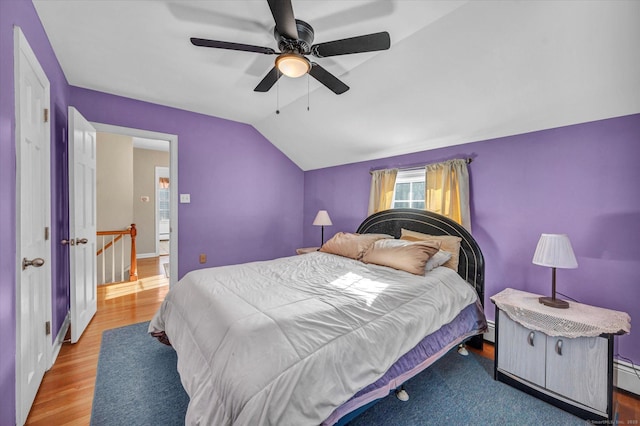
[180, 194, 191, 203]
[199, 253, 206, 264]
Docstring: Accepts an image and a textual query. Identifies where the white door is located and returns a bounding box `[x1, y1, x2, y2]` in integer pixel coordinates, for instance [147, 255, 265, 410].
[68, 107, 97, 343]
[15, 27, 52, 425]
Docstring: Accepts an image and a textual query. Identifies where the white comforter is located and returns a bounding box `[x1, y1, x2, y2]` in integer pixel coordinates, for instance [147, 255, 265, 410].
[149, 251, 478, 426]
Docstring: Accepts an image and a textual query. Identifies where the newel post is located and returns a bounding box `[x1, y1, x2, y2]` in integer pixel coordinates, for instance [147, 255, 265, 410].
[129, 223, 138, 281]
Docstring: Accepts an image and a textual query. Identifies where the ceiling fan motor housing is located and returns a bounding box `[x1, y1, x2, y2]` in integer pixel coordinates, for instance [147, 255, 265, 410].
[275, 19, 314, 54]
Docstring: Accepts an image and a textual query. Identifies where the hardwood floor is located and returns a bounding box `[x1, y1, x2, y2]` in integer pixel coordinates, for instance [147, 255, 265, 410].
[26, 258, 639, 424]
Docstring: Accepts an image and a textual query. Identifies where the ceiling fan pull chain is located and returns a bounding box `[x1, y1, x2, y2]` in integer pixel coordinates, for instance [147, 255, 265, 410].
[276, 69, 280, 115]
[307, 73, 310, 111]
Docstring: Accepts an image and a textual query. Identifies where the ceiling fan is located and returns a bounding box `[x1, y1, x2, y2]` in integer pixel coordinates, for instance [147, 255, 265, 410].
[190, 0, 391, 95]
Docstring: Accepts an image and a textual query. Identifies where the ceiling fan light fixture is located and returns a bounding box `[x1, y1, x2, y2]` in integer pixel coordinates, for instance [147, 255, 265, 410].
[276, 53, 310, 78]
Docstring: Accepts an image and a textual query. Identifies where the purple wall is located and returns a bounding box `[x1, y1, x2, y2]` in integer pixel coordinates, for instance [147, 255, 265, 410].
[304, 113, 640, 362]
[0, 2, 637, 425]
[69, 87, 305, 277]
[2, 3, 303, 424]
[0, 1, 70, 425]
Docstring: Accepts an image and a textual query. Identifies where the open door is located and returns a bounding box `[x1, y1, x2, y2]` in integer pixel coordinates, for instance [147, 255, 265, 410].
[68, 107, 97, 343]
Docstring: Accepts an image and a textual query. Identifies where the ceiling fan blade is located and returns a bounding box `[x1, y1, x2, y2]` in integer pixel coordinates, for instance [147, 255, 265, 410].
[311, 31, 390, 58]
[308, 63, 349, 95]
[267, 0, 299, 40]
[254, 67, 282, 92]
[191, 38, 276, 55]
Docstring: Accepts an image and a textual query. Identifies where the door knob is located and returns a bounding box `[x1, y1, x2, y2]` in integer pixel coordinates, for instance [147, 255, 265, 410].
[61, 239, 75, 246]
[75, 238, 88, 245]
[22, 257, 45, 270]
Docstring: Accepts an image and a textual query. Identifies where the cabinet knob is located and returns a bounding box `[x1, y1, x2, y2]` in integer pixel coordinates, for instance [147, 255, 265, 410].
[527, 331, 535, 347]
[555, 339, 563, 356]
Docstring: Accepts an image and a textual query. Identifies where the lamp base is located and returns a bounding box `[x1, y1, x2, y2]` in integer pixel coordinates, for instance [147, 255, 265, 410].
[539, 296, 569, 309]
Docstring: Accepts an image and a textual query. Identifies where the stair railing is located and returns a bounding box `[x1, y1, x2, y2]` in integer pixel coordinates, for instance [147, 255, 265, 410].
[96, 224, 137, 284]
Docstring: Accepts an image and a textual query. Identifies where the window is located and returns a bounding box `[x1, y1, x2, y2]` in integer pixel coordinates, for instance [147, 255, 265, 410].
[158, 180, 170, 221]
[392, 169, 425, 209]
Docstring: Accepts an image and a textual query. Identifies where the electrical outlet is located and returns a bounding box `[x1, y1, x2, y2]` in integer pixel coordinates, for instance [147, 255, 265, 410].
[199, 253, 207, 264]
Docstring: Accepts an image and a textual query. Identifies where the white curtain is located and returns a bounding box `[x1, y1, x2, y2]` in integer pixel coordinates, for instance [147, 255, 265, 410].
[368, 168, 398, 216]
[425, 159, 471, 231]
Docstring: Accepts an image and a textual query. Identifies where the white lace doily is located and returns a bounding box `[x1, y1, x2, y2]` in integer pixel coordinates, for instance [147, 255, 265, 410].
[491, 288, 631, 338]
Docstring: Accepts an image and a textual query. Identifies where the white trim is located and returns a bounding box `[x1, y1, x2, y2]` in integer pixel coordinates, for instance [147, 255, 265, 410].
[136, 252, 157, 259]
[50, 313, 70, 368]
[615, 359, 640, 396]
[483, 320, 639, 396]
[484, 319, 496, 343]
[91, 122, 178, 287]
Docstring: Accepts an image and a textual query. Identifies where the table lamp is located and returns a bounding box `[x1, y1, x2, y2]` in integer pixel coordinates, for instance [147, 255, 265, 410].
[532, 233, 578, 309]
[313, 210, 332, 246]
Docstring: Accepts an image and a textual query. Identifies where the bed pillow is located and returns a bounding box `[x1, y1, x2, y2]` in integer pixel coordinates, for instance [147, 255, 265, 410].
[400, 228, 462, 271]
[373, 240, 452, 274]
[361, 239, 440, 275]
[424, 249, 453, 273]
[320, 232, 392, 260]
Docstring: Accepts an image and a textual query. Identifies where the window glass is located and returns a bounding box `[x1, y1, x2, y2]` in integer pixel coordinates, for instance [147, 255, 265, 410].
[395, 182, 410, 201]
[392, 170, 425, 209]
[411, 181, 424, 200]
[158, 183, 170, 221]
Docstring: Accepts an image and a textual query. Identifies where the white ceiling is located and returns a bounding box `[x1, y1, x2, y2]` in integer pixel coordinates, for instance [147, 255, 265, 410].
[33, 1, 640, 171]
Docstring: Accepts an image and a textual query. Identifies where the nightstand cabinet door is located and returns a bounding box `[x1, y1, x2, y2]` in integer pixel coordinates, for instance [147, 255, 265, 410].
[497, 311, 546, 387]
[545, 335, 608, 413]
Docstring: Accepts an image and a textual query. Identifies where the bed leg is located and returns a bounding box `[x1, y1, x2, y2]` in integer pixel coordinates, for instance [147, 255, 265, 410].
[457, 343, 469, 356]
[395, 385, 409, 402]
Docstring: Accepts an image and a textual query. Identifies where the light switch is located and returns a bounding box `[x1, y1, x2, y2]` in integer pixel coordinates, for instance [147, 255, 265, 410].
[180, 194, 191, 203]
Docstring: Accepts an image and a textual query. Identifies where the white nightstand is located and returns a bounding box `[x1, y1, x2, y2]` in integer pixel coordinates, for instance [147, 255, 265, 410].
[491, 288, 631, 422]
[296, 247, 320, 255]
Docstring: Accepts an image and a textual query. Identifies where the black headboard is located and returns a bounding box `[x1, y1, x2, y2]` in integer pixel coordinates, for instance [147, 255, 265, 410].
[356, 208, 484, 307]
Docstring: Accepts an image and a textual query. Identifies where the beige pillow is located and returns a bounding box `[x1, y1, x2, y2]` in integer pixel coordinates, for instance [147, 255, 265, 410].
[400, 228, 462, 271]
[361, 239, 440, 275]
[373, 240, 452, 274]
[320, 232, 392, 260]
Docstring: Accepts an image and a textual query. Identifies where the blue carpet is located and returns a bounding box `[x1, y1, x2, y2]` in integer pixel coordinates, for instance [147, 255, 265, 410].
[91, 321, 189, 426]
[92, 322, 587, 425]
[347, 348, 588, 426]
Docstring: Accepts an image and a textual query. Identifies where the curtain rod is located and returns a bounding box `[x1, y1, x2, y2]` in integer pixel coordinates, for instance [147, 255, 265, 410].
[369, 157, 473, 175]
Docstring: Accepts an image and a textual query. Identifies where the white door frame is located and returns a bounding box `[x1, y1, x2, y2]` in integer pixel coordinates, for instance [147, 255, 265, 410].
[14, 26, 52, 426]
[92, 123, 178, 287]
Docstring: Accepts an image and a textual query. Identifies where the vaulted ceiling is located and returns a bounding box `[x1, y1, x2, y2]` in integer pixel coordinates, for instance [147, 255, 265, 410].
[33, 1, 640, 170]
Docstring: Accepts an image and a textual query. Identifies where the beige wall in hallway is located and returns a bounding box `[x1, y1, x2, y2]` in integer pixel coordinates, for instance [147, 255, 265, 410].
[133, 148, 169, 255]
[96, 132, 134, 231]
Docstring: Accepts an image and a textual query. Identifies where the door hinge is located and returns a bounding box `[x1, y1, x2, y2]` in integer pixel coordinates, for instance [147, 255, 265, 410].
[44, 108, 49, 123]
[45, 226, 49, 241]
[45, 321, 51, 336]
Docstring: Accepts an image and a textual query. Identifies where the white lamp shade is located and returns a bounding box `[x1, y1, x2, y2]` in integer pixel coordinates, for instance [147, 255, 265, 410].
[532, 233, 578, 269]
[312, 210, 332, 226]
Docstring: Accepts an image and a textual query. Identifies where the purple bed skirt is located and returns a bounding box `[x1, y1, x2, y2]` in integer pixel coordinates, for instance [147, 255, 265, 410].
[322, 300, 487, 425]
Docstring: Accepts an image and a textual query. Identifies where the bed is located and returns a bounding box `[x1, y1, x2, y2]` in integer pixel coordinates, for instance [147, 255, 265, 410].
[149, 208, 487, 425]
